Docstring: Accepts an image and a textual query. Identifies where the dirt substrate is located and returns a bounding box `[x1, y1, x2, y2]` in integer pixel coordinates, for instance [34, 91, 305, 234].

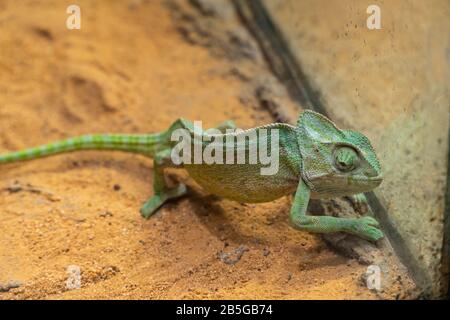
[0, 0, 413, 299]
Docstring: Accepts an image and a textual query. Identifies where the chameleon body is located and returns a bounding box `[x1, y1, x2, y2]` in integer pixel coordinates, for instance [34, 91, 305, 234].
[0, 111, 383, 241]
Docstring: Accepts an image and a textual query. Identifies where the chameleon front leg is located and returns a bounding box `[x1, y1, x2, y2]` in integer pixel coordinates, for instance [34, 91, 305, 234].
[140, 149, 187, 218]
[289, 179, 383, 241]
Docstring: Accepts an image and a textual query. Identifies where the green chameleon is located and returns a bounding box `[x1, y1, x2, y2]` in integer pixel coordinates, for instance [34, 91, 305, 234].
[0, 110, 383, 241]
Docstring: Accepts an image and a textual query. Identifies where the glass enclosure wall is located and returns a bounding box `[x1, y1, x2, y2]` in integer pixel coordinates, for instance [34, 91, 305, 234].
[257, 0, 449, 297]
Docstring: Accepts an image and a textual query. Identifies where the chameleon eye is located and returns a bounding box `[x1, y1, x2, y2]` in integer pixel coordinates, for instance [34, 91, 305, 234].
[334, 146, 359, 172]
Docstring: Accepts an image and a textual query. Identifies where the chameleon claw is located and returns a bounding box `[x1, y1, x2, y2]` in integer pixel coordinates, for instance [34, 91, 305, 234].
[348, 216, 384, 242]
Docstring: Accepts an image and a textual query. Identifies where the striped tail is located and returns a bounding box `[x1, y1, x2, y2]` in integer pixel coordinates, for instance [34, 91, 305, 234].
[0, 133, 165, 164]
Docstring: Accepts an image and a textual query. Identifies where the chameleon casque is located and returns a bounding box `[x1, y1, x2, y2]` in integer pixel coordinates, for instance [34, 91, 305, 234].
[0, 110, 384, 241]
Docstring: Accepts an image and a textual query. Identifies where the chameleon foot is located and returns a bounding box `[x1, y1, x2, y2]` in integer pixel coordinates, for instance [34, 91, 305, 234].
[347, 216, 384, 241]
[140, 183, 187, 219]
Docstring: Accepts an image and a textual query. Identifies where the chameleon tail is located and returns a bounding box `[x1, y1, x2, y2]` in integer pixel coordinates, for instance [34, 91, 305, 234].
[0, 133, 165, 164]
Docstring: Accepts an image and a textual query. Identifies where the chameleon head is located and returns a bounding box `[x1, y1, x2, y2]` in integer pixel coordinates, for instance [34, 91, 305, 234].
[296, 110, 382, 198]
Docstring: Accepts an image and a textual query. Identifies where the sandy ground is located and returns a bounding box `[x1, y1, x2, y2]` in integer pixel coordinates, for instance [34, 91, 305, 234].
[0, 0, 396, 299]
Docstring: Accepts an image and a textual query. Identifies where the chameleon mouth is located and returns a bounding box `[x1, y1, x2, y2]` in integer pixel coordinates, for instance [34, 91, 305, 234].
[367, 175, 383, 186]
[348, 175, 383, 186]
[371, 174, 383, 181]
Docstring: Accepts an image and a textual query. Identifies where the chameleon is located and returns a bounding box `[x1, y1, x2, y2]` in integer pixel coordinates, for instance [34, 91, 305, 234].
[0, 110, 383, 241]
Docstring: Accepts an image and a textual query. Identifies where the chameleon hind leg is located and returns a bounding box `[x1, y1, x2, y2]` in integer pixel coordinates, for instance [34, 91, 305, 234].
[140, 149, 187, 218]
[165, 118, 236, 135]
[214, 120, 236, 132]
[289, 179, 383, 241]
[140, 119, 236, 218]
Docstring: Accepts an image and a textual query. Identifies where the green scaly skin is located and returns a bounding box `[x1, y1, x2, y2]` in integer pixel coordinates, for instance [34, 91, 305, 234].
[0, 111, 384, 241]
